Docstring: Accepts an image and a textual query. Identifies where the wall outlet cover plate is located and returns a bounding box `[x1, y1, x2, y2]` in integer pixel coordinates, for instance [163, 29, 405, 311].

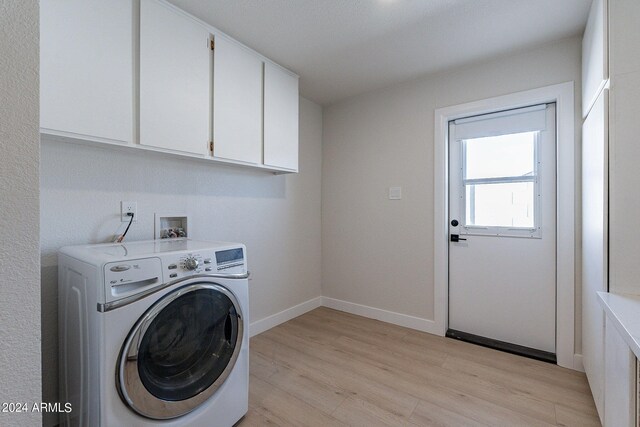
[121, 201, 138, 222]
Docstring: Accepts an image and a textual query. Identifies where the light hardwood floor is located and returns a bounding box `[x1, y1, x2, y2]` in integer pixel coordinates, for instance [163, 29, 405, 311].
[238, 307, 601, 426]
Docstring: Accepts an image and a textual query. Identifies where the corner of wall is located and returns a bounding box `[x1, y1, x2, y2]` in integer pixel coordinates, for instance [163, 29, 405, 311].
[0, 1, 42, 426]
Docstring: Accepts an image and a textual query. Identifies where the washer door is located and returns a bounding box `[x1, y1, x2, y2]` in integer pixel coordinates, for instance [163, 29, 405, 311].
[117, 282, 243, 419]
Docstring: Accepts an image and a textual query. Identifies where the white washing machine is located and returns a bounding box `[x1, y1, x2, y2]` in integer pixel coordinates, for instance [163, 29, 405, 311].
[58, 239, 249, 426]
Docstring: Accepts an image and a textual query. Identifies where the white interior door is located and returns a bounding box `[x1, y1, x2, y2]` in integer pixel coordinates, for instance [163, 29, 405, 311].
[448, 104, 557, 354]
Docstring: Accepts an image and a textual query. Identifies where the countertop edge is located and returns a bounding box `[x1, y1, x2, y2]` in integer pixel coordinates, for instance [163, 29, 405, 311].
[597, 291, 640, 359]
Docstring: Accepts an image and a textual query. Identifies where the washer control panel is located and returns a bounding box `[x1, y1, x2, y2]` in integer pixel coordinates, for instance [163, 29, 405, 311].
[162, 246, 246, 282]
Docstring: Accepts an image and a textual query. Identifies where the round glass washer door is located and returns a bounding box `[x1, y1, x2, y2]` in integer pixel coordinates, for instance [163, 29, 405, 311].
[117, 281, 243, 420]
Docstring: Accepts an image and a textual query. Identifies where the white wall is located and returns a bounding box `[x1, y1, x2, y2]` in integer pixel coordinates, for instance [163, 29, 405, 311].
[0, 1, 42, 426]
[322, 37, 583, 346]
[607, 0, 640, 295]
[40, 97, 322, 426]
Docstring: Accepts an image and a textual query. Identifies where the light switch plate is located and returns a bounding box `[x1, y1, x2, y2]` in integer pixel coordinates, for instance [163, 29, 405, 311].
[389, 186, 402, 200]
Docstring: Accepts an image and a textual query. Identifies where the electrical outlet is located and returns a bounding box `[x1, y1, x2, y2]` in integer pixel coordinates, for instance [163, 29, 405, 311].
[121, 201, 137, 222]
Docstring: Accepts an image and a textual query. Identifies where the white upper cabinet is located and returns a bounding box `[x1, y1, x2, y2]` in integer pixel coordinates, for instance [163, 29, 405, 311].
[139, 0, 210, 156]
[40, 0, 134, 143]
[212, 36, 263, 164]
[41, 0, 299, 173]
[582, 0, 608, 118]
[264, 63, 299, 171]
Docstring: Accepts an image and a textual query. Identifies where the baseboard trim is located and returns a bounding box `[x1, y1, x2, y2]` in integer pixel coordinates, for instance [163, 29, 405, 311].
[250, 296, 584, 372]
[322, 297, 441, 335]
[250, 296, 440, 338]
[249, 296, 322, 337]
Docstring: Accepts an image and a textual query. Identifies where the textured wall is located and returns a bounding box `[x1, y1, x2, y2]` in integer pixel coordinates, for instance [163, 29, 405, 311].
[0, 1, 42, 426]
[40, 97, 322, 426]
[322, 37, 583, 347]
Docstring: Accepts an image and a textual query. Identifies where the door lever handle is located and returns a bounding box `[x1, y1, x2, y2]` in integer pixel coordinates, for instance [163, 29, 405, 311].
[450, 234, 467, 242]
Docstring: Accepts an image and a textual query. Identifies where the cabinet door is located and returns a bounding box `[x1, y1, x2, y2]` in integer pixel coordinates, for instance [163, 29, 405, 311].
[264, 63, 299, 171]
[604, 318, 636, 427]
[582, 89, 608, 422]
[582, 0, 608, 117]
[139, 0, 210, 155]
[41, 0, 133, 143]
[212, 36, 263, 164]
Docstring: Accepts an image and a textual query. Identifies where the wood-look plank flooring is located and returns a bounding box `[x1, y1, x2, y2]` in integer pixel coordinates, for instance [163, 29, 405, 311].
[238, 307, 601, 426]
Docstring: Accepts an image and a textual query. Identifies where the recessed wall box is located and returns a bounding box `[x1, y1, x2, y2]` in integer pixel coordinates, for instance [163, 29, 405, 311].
[154, 214, 189, 239]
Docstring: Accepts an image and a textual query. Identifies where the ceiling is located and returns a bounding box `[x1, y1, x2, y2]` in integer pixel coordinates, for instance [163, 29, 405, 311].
[169, 0, 592, 105]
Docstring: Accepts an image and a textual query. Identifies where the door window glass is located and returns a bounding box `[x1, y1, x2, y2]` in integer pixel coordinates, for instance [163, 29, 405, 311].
[465, 133, 535, 179]
[465, 182, 535, 228]
[462, 131, 539, 231]
[137, 287, 239, 401]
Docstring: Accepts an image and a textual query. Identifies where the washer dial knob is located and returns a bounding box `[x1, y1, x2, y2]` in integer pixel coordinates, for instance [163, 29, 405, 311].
[184, 257, 199, 271]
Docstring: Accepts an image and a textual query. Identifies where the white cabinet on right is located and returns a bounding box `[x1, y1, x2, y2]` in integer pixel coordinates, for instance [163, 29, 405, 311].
[582, 88, 608, 421]
[264, 63, 299, 172]
[583, 0, 640, 422]
[604, 317, 636, 427]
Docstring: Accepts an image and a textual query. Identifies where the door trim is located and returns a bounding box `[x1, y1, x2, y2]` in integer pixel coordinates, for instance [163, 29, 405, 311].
[434, 82, 576, 370]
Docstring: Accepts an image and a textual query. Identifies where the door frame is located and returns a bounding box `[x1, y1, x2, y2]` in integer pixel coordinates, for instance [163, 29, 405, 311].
[433, 82, 577, 370]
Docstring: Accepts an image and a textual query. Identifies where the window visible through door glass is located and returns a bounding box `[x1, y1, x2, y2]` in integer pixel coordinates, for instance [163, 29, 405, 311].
[463, 132, 537, 229]
[465, 132, 535, 179]
[465, 182, 535, 227]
